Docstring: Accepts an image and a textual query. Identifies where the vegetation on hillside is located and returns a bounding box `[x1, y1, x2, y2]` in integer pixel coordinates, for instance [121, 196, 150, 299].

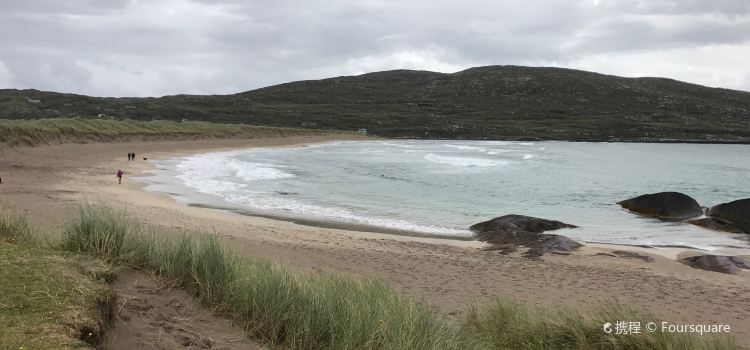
[0, 118, 341, 147]
[2, 65, 749, 142]
[0, 204, 742, 349]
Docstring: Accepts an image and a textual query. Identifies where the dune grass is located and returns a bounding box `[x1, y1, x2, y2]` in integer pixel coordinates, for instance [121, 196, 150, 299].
[0, 208, 115, 350]
[60, 204, 472, 349]
[1, 203, 744, 349]
[0, 118, 342, 147]
[0, 207, 37, 244]
[462, 299, 737, 350]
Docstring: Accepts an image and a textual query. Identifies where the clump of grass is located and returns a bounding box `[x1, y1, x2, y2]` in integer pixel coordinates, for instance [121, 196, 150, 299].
[61, 204, 143, 263]
[461, 298, 737, 350]
[0, 206, 37, 244]
[0, 241, 115, 349]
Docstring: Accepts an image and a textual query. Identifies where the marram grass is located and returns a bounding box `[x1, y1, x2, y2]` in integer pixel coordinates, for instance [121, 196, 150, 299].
[3, 203, 743, 349]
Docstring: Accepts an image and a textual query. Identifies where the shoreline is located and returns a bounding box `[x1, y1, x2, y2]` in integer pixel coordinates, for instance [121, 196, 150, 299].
[133, 139, 750, 259]
[2, 136, 749, 342]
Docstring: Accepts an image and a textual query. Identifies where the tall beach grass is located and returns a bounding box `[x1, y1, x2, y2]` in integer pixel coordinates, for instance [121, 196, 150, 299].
[0, 206, 38, 244]
[59, 204, 472, 349]
[8, 203, 742, 349]
[462, 299, 737, 350]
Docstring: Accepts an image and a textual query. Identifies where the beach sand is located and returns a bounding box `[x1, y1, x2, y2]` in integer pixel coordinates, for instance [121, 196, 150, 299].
[2, 136, 749, 343]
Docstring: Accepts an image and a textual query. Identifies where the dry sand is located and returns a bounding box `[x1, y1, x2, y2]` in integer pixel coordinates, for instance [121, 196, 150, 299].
[2, 136, 749, 344]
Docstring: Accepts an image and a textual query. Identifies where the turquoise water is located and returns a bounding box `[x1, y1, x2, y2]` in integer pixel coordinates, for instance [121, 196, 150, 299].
[142, 140, 750, 250]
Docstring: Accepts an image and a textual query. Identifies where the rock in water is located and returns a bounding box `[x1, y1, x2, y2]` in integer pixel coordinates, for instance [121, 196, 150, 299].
[708, 199, 750, 234]
[688, 218, 743, 234]
[618, 192, 703, 220]
[678, 255, 750, 274]
[470, 215, 580, 256]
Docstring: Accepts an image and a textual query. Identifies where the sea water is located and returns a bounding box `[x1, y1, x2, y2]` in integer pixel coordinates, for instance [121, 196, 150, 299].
[140, 140, 750, 250]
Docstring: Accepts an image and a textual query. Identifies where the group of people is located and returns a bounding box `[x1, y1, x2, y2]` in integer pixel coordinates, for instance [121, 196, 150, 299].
[117, 152, 138, 184]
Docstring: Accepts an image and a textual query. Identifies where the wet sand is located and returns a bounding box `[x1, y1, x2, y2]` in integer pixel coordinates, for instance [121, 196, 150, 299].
[1, 136, 749, 344]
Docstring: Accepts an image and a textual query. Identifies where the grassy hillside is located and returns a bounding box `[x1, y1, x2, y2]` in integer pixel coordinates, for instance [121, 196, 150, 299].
[0, 118, 342, 147]
[1, 65, 749, 142]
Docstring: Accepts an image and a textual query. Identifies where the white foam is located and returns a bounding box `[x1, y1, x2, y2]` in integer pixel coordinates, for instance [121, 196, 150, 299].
[523, 154, 535, 160]
[381, 141, 416, 148]
[425, 153, 507, 167]
[223, 193, 471, 236]
[231, 160, 294, 181]
[445, 144, 487, 152]
[175, 151, 294, 196]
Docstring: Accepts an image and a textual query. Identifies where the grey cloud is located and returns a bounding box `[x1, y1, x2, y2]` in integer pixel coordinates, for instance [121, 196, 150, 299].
[0, 0, 748, 96]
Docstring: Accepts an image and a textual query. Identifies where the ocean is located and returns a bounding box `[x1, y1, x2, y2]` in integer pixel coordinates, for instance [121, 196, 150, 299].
[140, 140, 750, 250]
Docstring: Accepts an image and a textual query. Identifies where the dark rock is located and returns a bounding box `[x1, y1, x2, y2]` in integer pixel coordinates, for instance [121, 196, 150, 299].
[593, 251, 655, 262]
[470, 215, 580, 257]
[688, 217, 743, 234]
[678, 255, 750, 274]
[707, 199, 750, 234]
[470, 214, 577, 243]
[611, 250, 655, 262]
[618, 192, 703, 220]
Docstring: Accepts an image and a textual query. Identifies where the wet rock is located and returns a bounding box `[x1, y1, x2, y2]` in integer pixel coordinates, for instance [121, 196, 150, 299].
[618, 192, 703, 220]
[470, 215, 580, 257]
[707, 199, 750, 234]
[470, 214, 577, 243]
[678, 255, 750, 274]
[688, 217, 743, 234]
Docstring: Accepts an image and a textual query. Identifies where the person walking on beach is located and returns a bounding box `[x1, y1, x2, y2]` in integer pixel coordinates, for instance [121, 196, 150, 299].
[132, 152, 136, 161]
[127, 153, 132, 161]
[116, 169, 124, 184]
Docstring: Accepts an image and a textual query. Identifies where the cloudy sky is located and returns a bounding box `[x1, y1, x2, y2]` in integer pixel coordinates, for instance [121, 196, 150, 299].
[1, 0, 749, 96]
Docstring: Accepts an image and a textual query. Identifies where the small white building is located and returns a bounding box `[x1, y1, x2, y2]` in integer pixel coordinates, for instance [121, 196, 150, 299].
[357, 128, 368, 135]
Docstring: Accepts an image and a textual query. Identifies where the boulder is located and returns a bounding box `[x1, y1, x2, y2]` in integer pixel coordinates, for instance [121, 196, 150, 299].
[707, 199, 750, 234]
[524, 234, 583, 257]
[470, 215, 580, 256]
[678, 255, 750, 274]
[618, 192, 703, 220]
[687, 218, 743, 234]
[470, 214, 577, 243]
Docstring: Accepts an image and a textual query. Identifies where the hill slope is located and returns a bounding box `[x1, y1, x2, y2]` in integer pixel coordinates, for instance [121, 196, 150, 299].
[1, 65, 749, 142]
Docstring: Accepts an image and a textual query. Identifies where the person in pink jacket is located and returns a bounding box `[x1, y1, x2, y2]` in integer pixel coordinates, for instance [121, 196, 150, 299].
[116, 169, 124, 184]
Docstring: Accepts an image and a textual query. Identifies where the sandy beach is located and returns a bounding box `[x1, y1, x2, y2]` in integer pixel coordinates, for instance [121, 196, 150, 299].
[1, 136, 749, 343]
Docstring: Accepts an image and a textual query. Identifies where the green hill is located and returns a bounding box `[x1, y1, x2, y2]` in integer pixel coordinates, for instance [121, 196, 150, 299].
[2, 65, 749, 142]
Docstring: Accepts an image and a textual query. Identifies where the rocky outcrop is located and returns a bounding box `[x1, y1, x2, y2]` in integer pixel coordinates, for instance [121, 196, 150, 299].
[470, 215, 580, 257]
[618, 192, 703, 220]
[678, 255, 750, 274]
[707, 199, 750, 234]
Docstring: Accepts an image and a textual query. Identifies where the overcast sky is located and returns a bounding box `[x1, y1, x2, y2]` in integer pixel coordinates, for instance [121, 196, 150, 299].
[1, 0, 749, 97]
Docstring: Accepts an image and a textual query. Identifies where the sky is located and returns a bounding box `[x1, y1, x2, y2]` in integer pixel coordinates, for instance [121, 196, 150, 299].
[1, 0, 749, 97]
